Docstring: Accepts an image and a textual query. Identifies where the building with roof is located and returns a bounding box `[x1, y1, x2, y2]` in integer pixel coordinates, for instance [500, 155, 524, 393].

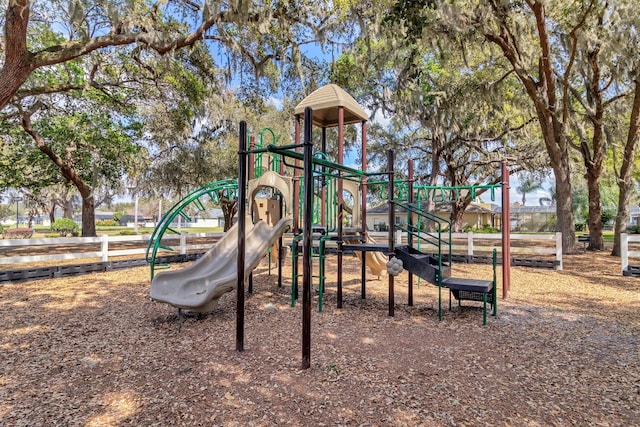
[366, 201, 498, 231]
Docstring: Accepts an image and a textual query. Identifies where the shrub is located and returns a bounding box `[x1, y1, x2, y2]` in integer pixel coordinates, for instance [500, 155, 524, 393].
[119, 230, 137, 236]
[463, 225, 499, 233]
[627, 225, 640, 234]
[478, 224, 499, 233]
[51, 218, 80, 237]
[575, 222, 586, 232]
[0, 223, 3, 235]
[96, 219, 117, 227]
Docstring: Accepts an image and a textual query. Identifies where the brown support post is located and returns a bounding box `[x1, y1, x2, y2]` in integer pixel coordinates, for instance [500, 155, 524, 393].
[501, 161, 511, 298]
[337, 107, 344, 308]
[361, 120, 368, 299]
[387, 149, 395, 317]
[407, 159, 414, 306]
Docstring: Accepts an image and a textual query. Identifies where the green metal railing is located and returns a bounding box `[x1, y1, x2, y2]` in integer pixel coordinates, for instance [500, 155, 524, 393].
[395, 201, 451, 320]
[145, 179, 238, 279]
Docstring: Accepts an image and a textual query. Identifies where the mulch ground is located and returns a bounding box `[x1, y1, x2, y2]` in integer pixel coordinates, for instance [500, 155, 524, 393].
[0, 251, 638, 426]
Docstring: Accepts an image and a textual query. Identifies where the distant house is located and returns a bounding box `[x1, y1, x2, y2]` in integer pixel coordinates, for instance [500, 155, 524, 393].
[192, 208, 225, 228]
[629, 206, 640, 227]
[509, 205, 557, 232]
[95, 211, 114, 221]
[119, 212, 152, 226]
[366, 201, 498, 231]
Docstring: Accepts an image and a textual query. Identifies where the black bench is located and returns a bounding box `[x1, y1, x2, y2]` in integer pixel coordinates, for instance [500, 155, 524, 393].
[443, 278, 496, 325]
[578, 235, 590, 251]
[441, 248, 498, 325]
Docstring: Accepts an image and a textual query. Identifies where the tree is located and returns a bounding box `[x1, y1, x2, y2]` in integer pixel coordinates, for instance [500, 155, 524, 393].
[2, 0, 352, 235]
[12, 102, 143, 236]
[516, 176, 543, 206]
[369, 0, 640, 253]
[140, 90, 295, 231]
[0, 0, 346, 111]
[332, 6, 544, 232]
[612, 73, 640, 255]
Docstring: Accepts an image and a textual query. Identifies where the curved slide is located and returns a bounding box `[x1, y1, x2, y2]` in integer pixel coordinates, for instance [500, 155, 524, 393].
[342, 180, 388, 277]
[361, 235, 389, 277]
[343, 233, 389, 278]
[150, 216, 292, 312]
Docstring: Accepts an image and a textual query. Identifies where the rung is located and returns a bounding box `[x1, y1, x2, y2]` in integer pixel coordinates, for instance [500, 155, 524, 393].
[166, 227, 181, 235]
[158, 244, 174, 251]
[178, 211, 192, 222]
[193, 198, 206, 211]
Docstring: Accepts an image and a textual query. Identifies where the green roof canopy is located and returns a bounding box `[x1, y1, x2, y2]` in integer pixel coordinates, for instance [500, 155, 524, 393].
[294, 84, 368, 127]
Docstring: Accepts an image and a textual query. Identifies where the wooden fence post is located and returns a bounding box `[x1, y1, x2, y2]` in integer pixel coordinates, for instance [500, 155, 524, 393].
[555, 232, 563, 270]
[621, 233, 629, 274]
[101, 235, 109, 262]
[180, 233, 187, 255]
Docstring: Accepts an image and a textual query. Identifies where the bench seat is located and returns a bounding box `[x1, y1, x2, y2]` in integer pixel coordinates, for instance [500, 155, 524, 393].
[442, 277, 496, 325]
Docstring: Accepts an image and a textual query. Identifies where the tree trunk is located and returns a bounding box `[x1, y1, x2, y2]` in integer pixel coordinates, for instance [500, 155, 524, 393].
[586, 171, 604, 250]
[0, 0, 33, 110]
[450, 197, 472, 232]
[80, 191, 97, 237]
[63, 199, 74, 219]
[552, 161, 577, 254]
[48, 205, 55, 225]
[612, 73, 640, 256]
[581, 47, 606, 251]
[219, 192, 238, 232]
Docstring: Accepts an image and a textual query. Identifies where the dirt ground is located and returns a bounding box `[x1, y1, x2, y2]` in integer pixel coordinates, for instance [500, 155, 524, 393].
[0, 251, 638, 426]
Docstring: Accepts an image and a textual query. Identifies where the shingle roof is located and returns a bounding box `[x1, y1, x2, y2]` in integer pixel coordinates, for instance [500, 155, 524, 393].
[294, 84, 368, 127]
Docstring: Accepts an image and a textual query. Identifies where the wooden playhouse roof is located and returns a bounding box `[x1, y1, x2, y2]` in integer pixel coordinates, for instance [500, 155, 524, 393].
[294, 84, 368, 127]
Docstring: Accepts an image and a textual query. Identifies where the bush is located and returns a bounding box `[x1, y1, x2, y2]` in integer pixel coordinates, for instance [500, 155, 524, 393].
[51, 218, 80, 237]
[0, 223, 3, 235]
[575, 222, 587, 232]
[463, 224, 499, 233]
[119, 230, 137, 236]
[627, 225, 640, 234]
[96, 219, 117, 227]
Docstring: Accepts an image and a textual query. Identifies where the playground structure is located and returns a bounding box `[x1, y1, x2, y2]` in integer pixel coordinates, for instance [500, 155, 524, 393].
[233, 84, 512, 369]
[146, 84, 512, 369]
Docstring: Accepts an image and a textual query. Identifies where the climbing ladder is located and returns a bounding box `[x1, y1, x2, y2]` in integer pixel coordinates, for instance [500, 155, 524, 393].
[393, 200, 498, 325]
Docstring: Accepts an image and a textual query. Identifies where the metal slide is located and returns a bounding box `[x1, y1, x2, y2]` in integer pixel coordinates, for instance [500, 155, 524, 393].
[150, 216, 292, 312]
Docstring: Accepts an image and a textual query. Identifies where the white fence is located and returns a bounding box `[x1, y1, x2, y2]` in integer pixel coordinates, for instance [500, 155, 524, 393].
[0, 231, 563, 270]
[452, 232, 563, 270]
[621, 233, 640, 273]
[347, 231, 562, 270]
[0, 233, 224, 265]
